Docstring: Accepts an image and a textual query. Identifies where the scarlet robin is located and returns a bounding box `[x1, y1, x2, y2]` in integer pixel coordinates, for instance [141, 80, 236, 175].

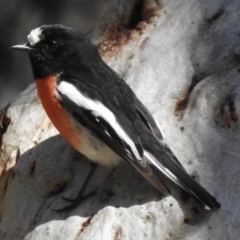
[11, 24, 220, 211]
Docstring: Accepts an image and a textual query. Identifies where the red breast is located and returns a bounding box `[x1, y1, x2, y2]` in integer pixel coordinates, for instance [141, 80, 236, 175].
[35, 75, 82, 150]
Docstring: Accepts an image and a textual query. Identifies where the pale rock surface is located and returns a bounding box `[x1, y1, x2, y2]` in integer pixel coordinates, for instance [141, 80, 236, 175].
[0, 0, 240, 239]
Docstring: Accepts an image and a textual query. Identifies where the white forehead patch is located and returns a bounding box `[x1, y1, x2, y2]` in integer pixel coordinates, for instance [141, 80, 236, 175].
[27, 27, 42, 46]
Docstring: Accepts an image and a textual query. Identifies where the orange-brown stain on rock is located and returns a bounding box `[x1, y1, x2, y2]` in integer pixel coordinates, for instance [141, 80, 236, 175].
[114, 229, 120, 240]
[0, 147, 20, 194]
[48, 179, 68, 195]
[219, 95, 239, 128]
[174, 73, 204, 117]
[74, 216, 93, 239]
[174, 89, 191, 117]
[98, 0, 161, 60]
[0, 108, 11, 147]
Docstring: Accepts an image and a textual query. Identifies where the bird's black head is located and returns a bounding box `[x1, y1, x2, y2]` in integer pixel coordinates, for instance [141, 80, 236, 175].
[11, 24, 100, 78]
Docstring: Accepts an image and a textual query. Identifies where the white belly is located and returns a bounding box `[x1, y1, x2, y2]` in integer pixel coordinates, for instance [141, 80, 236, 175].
[69, 117, 122, 166]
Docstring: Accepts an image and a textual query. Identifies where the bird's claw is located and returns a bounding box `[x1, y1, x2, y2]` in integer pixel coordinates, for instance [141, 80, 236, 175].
[52, 190, 99, 213]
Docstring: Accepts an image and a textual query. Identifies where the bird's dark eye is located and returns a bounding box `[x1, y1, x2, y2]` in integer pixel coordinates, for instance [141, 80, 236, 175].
[47, 40, 58, 51]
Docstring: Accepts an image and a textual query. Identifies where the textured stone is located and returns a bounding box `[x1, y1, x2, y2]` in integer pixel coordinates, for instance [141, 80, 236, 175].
[1, 0, 240, 239]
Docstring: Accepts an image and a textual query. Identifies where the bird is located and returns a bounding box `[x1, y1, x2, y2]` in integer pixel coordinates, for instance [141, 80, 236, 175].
[11, 24, 220, 211]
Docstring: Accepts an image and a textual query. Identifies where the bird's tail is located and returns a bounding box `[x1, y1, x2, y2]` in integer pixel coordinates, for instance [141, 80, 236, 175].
[143, 150, 220, 210]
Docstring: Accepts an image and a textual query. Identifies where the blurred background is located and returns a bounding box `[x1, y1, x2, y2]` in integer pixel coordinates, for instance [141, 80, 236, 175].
[0, 0, 113, 109]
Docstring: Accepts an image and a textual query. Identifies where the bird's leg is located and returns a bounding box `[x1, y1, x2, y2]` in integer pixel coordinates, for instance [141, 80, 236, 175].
[53, 162, 98, 213]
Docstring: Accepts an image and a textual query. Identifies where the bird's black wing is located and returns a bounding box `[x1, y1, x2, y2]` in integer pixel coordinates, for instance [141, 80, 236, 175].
[56, 77, 138, 156]
[56, 75, 170, 194]
[133, 97, 164, 141]
[133, 96, 185, 168]
[133, 97, 220, 209]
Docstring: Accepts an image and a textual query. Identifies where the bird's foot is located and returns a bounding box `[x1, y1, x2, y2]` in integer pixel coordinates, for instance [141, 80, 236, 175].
[52, 190, 98, 213]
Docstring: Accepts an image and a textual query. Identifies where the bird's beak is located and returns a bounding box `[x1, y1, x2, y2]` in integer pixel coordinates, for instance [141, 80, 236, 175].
[10, 44, 35, 52]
